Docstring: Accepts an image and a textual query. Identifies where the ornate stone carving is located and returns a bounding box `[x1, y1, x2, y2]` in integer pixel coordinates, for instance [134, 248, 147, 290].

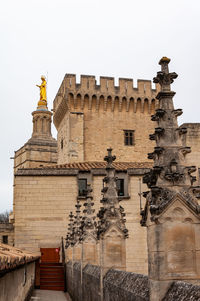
[97, 148, 128, 239]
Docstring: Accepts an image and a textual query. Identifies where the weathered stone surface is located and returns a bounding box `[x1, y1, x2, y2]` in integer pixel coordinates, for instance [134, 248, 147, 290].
[54, 74, 159, 164]
[0, 223, 14, 246]
[143, 57, 200, 300]
[66, 263, 200, 301]
[104, 269, 149, 301]
[82, 264, 101, 301]
[66, 261, 73, 297]
[163, 281, 200, 301]
[0, 261, 36, 301]
[73, 262, 81, 301]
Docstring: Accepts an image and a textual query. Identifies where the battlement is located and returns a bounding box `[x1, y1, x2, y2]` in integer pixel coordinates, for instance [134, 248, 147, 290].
[53, 73, 160, 128]
[56, 73, 159, 97]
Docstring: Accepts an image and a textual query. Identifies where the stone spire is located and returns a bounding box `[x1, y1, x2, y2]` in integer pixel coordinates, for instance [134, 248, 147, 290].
[142, 58, 200, 301]
[81, 184, 97, 241]
[97, 148, 128, 239]
[141, 57, 200, 225]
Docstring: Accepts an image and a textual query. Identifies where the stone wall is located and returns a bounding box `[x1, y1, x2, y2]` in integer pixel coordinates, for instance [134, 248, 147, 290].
[182, 123, 200, 182]
[14, 175, 78, 252]
[104, 269, 149, 301]
[66, 262, 148, 301]
[0, 261, 35, 301]
[66, 262, 200, 301]
[0, 223, 14, 246]
[14, 141, 57, 172]
[14, 172, 148, 274]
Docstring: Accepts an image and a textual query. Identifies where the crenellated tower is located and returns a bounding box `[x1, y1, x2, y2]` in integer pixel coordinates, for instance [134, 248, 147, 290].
[141, 57, 200, 301]
[53, 74, 160, 164]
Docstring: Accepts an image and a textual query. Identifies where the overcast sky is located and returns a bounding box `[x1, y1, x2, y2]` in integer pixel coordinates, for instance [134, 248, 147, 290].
[0, 0, 200, 212]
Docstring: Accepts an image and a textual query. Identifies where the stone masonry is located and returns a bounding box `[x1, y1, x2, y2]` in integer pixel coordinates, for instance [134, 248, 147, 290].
[142, 57, 200, 301]
[53, 74, 160, 164]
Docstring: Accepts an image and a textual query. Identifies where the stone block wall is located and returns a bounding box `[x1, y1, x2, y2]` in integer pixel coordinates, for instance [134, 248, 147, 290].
[14, 175, 78, 252]
[182, 123, 200, 182]
[14, 172, 149, 274]
[54, 74, 159, 164]
[0, 261, 35, 301]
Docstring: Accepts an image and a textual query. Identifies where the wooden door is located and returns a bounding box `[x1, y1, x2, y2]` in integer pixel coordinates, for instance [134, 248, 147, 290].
[40, 248, 60, 263]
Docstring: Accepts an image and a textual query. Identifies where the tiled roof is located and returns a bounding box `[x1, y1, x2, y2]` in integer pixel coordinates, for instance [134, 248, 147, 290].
[41, 161, 153, 171]
[0, 243, 39, 271]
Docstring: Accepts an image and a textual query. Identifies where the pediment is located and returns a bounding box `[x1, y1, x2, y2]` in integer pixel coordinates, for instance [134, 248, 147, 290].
[103, 224, 124, 239]
[83, 233, 97, 243]
[158, 193, 200, 223]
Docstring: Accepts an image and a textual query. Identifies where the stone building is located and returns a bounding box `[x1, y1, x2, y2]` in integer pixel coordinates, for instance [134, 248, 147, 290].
[12, 72, 200, 276]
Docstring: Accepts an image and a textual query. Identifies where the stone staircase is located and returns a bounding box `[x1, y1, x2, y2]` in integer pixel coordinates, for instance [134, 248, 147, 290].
[40, 263, 65, 291]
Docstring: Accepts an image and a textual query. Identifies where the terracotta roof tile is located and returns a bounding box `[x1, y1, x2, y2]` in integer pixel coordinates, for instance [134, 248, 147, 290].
[0, 243, 39, 271]
[41, 161, 153, 171]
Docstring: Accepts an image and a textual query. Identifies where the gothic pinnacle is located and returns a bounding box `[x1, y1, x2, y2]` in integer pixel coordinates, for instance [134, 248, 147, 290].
[97, 149, 128, 239]
[141, 58, 200, 225]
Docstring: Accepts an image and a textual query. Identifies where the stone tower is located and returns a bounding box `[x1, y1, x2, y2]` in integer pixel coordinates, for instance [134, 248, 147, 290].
[53, 74, 160, 164]
[141, 57, 200, 301]
[14, 99, 57, 171]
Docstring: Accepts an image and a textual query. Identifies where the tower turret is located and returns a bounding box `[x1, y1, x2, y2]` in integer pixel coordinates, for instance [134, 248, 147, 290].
[30, 101, 55, 143]
[14, 81, 57, 171]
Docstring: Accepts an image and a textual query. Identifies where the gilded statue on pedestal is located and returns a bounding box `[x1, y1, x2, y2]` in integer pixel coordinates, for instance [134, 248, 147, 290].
[36, 76, 47, 106]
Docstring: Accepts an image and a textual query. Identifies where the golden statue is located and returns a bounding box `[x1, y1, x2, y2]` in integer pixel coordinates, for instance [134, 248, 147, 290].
[36, 76, 47, 106]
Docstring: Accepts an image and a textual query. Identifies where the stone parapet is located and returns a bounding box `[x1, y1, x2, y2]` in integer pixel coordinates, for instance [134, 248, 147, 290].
[66, 262, 200, 301]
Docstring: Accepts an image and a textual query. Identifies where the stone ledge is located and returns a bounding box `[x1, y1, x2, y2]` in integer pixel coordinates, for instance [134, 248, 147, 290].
[163, 281, 200, 301]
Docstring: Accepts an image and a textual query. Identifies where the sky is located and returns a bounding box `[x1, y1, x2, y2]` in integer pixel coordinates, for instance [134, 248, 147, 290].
[0, 0, 200, 212]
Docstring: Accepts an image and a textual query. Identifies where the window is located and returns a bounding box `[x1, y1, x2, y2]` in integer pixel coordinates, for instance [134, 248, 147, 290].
[116, 172, 129, 199]
[78, 179, 87, 196]
[3, 235, 8, 244]
[124, 130, 134, 146]
[116, 179, 125, 196]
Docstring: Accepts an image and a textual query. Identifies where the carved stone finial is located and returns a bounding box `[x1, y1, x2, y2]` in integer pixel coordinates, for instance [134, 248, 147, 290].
[153, 57, 178, 93]
[104, 148, 116, 168]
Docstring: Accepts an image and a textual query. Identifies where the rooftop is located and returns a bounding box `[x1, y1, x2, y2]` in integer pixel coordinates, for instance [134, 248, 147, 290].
[0, 243, 39, 272]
